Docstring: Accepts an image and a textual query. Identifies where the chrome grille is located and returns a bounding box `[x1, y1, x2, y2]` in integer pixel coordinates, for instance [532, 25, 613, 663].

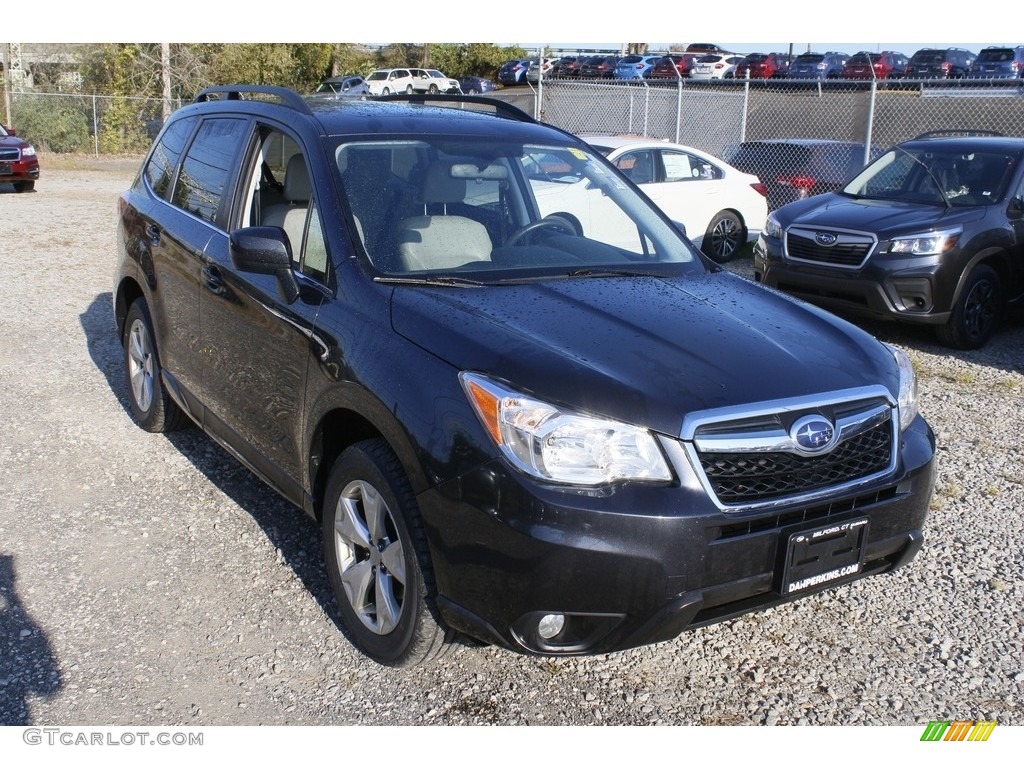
[700, 420, 891, 503]
[680, 387, 898, 512]
[784, 226, 875, 268]
[0, 148, 20, 162]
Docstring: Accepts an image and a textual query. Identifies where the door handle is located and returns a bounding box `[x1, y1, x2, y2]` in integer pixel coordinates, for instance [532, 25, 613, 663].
[201, 265, 226, 296]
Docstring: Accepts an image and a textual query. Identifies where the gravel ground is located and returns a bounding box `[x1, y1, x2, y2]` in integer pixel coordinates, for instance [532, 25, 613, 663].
[1, 159, 1022, 728]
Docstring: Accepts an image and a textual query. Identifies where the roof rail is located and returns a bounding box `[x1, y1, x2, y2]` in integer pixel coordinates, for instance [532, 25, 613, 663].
[375, 93, 537, 124]
[194, 85, 313, 115]
[913, 130, 1004, 139]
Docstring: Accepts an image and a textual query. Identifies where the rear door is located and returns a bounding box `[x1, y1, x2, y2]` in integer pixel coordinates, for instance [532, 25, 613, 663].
[132, 114, 210, 415]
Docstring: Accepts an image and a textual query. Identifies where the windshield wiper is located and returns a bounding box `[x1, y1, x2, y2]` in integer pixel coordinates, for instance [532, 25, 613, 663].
[373, 275, 488, 288]
[893, 146, 953, 211]
[565, 268, 665, 279]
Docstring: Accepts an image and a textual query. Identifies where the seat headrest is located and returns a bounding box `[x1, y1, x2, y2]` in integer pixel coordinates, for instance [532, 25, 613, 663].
[420, 164, 466, 205]
[284, 155, 312, 203]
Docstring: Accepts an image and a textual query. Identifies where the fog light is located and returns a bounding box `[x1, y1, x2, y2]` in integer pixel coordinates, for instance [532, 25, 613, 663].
[537, 613, 565, 639]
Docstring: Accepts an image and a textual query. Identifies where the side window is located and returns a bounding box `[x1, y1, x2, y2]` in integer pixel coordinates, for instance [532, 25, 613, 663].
[614, 151, 655, 185]
[246, 127, 329, 282]
[144, 115, 198, 199]
[662, 150, 721, 182]
[171, 117, 247, 223]
[303, 198, 329, 281]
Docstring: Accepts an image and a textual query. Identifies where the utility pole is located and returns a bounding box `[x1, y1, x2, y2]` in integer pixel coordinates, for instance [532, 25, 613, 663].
[2, 43, 11, 127]
[161, 43, 172, 121]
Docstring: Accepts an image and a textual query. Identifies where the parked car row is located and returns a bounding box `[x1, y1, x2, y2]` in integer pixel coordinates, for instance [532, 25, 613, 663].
[503, 45, 1024, 84]
[314, 68, 502, 99]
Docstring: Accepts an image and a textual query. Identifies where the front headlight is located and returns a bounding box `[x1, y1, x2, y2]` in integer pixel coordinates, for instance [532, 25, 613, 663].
[764, 212, 783, 239]
[885, 344, 918, 430]
[887, 226, 961, 256]
[22, 145, 36, 157]
[460, 372, 672, 486]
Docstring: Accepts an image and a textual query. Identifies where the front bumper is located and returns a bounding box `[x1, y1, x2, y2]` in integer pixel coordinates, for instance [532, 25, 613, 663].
[0, 156, 40, 183]
[753, 235, 956, 326]
[418, 414, 935, 657]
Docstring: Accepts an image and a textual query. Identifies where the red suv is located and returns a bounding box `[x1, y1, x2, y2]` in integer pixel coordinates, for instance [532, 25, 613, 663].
[0, 124, 39, 193]
[648, 53, 700, 79]
[735, 52, 793, 79]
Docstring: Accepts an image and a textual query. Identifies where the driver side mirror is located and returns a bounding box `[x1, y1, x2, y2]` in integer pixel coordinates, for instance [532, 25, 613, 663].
[229, 226, 300, 304]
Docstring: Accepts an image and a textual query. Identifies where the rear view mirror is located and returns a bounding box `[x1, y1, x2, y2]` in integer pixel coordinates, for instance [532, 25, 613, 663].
[450, 163, 508, 181]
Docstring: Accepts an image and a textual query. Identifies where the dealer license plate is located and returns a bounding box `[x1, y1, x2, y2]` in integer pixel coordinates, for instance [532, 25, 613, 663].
[779, 517, 869, 595]
[0, 162, 12, 175]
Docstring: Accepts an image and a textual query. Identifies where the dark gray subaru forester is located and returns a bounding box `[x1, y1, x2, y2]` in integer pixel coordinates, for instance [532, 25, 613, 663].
[114, 86, 936, 666]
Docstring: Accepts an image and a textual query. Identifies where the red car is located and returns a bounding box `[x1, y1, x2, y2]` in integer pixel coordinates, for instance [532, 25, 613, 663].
[647, 53, 698, 79]
[735, 52, 793, 79]
[0, 124, 39, 193]
[841, 51, 908, 80]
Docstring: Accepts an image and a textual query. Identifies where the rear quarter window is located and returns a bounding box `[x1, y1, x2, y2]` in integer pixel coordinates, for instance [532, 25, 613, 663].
[170, 118, 248, 224]
[144, 116, 198, 199]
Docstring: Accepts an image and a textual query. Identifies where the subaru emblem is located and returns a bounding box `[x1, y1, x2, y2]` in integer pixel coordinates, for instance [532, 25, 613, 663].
[815, 232, 839, 246]
[791, 415, 836, 454]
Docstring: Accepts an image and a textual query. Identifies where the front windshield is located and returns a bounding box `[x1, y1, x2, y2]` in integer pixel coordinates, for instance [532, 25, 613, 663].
[335, 136, 704, 282]
[843, 147, 1016, 206]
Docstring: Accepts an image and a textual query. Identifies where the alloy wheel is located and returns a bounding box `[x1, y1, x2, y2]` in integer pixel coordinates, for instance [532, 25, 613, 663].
[127, 318, 155, 413]
[332, 479, 407, 635]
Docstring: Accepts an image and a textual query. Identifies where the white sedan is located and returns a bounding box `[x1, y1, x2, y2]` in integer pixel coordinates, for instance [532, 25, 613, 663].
[529, 136, 768, 262]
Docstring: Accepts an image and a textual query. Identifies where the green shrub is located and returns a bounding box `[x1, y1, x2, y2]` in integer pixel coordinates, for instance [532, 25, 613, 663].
[10, 96, 91, 153]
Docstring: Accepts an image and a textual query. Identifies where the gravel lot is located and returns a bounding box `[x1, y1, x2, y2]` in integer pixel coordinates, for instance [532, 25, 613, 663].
[1, 159, 1022, 728]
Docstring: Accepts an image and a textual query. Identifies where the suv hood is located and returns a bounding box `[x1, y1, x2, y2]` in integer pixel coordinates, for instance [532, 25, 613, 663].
[390, 272, 897, 436]
[778, 193, 985, 237]
[0, 135, 28, 150]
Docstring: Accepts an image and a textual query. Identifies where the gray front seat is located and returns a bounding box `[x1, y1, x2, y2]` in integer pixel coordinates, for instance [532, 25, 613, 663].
[396, 164, 492, 272]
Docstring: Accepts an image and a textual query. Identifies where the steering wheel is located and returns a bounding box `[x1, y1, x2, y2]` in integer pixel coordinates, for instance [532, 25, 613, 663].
[505, 216, 577, 247]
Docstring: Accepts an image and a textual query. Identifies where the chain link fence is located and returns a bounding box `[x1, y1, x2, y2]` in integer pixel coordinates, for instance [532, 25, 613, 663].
[8, 92, 183, 156]
[10, 81, 1024, 205]
[503, 77, 1024, 208]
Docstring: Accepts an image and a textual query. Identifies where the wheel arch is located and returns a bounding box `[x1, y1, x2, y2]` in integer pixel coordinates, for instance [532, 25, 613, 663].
[307, 398, 429, 523]
[949, 247, 1010, 311]
[114, 275, 146, 341]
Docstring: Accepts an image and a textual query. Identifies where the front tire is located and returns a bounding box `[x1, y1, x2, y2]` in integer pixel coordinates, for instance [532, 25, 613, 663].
[13, 181, 35, 192]
[936, 264, 1001, 349]
[702, 210, 745, 263]
[122, 298, 187, 432]
[322, 439, 453, 666]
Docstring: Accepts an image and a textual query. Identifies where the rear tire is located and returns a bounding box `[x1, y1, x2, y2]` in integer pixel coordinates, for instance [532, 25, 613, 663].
[322, 439, 453, 667]
[122, 298, 187, 432]
[702, 211, 745, 263]
[935, 264, 1001, 349]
